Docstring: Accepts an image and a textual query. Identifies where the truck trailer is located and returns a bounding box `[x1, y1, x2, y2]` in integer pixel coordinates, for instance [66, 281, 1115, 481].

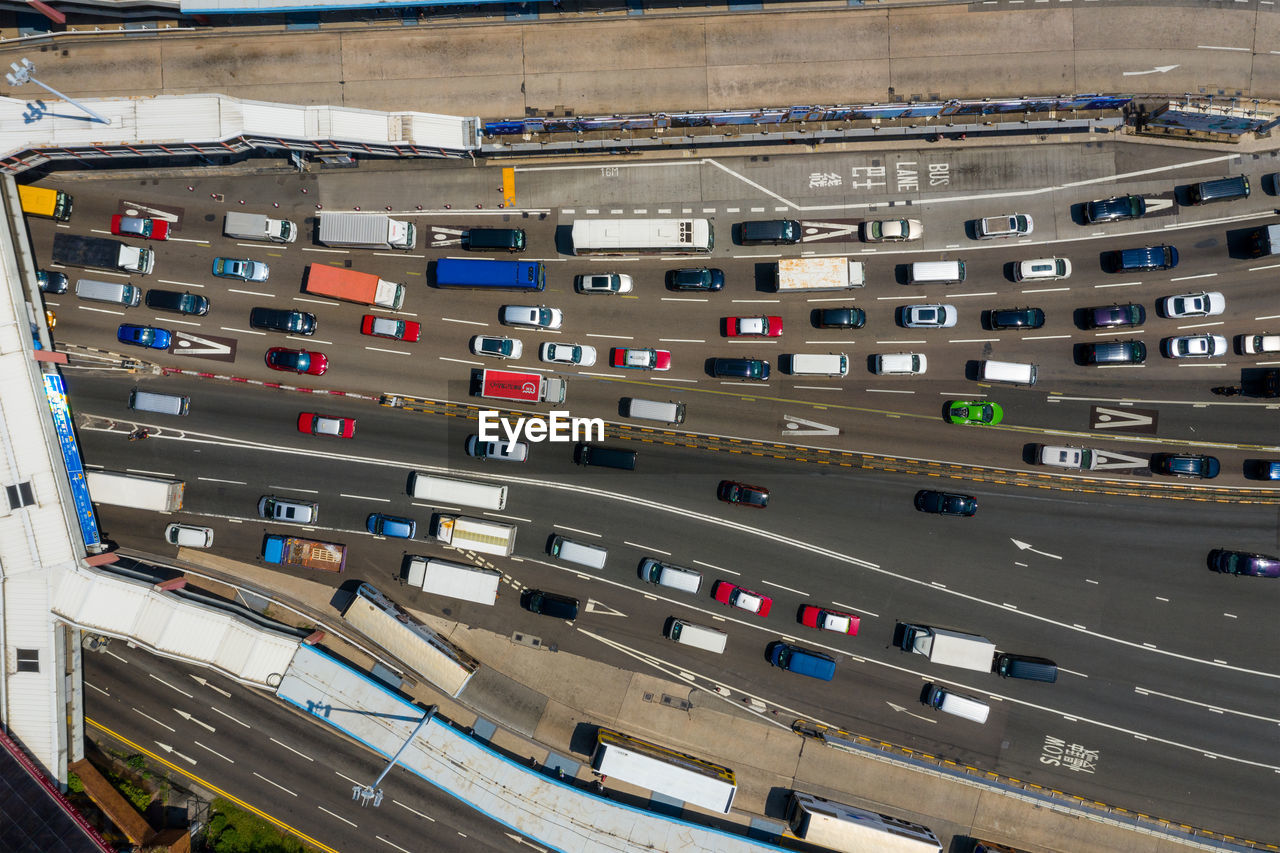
[85, 471, 184, 511]
[52, 233, 154, 275]
[223, 212, 297, 244]
[1248, 224, 1280, 258]
[895, 622, 996, 672]
[477, 368, 566, 405]
[403, 557, 501, 604]
[432, 514, 517, 557]
[304, 264, 405, 310]
[319, 212, 417, 250]
[261, 534, 348, 572]
[776, 257, 865, 291]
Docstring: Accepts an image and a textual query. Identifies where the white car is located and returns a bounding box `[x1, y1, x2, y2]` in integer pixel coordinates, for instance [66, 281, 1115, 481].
[470, 335, 523, 359]
[465, 436, 529, 462]
[574, 273, 633, 294]
[539, 342, 597, 366]
[901, 304, 957, 328]
[861, 219, 922, 242]
[1162, 334, 1228, 359]
[164, 523, 213, 548]
[1014, 258, 1071, 281]
[1239, 333, 1280, 355]
[499, 305, 563, 330]
[1161, 291, 1225, 319]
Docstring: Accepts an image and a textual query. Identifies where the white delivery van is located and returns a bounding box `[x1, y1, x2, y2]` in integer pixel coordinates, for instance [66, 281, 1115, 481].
[130, 389, 189, 416]
[979, 360, 1037, 385]
[908, 261, 965, 284]
[549, 535, 608, 569]
[664, 619, 728, 654]
[76, 278, 141, 306]
[409, 472, 507, 511]
[403, 556, 500, 605]
[925, 685, 990, 723]
[787, 353, 849, 377]
[638, 558, 703, 594]
[622, 398, 686, 424]
[874, 353, 927, 375]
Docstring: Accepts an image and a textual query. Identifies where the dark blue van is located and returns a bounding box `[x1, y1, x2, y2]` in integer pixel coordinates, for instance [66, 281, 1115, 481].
[767, 641, 836, 681]
[1112, 245, 1178, 272]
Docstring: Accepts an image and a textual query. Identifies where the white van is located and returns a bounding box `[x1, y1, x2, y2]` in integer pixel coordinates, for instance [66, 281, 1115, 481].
[408, 472, 507, 511]
[622, 397, 686, 424]
[980, 360, 1037, 385]
[925, 685, 990, 724]
[403, 556, 500, 605]
[129, 389, 189, 417]
[664, 618, 728, 654]
[874, 353, 927, 375]
[638, 558, 703, 594]
[549, 535, 608, 569]
[76, 278, 141, 307]
[908, 261, 965, 284]
[164, 523, 213, 548]
[787, 353, 849, 377]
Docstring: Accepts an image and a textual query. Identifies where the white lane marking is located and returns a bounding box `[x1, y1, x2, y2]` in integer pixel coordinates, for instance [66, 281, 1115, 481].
[211, 706, 252, 728]
[270, 737, 315, 761]
[552, 524, 602, 538]
[625, 541, 670, 555]
[194, 741, 234, 762]
[133, 708, 176, 732]
[253, 772, 298, 797]
[318, 805, 357, 827]
[1135, 686, 1280, 724]
[392, 799, 436, 821]
[761, 579, 808, 596]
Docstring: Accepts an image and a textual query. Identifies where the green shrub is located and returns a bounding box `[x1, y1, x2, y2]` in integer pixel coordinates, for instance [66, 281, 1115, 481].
[67, 773, 84, 794]
[207, 798, 305, 853]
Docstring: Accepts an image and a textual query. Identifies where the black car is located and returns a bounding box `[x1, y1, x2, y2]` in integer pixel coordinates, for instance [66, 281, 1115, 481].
[1207, 549, 1280, 578]
[989, 307, 1045, 330]
[145, 288, 209, 316]
[913, 490, 977, 516]
[521, 589, 580, 620]
[813, 307, 866, 329]
[711, 357, 770, 381]
[36, 269, 69, 294]
[249, 307, 317, 335]
[1111, 245, 1178, 272]
[667, 268, 725, 291]
[1084, 303, 1146, 329]
[1083, 340, 1146, 365]
[1151, 453, 1220, 479]
[1084, 194, 1146, 224]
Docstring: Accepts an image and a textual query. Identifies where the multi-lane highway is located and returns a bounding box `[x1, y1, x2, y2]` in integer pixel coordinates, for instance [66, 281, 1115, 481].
[43, 140, 1280, 841]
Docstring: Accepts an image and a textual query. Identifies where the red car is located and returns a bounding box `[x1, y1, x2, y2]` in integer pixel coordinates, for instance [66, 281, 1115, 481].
[717, 480, 769, 508]
[110, 215, 169, 241]
[726, 315, 782, 337]
[712, 580, 772, 617]
[360, 314, 422, 342]
[610, 347, 672, 371]
[799, 605, 860, 636]
[265, 347, 328, 376]
[297, 412, 356, 438]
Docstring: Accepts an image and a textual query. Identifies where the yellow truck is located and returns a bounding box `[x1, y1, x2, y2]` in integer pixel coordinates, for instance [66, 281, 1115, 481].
[18, 185, 73, 222]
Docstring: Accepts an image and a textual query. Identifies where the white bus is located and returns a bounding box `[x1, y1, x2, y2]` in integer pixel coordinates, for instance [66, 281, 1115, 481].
[342, 583, 479, 697]
[787, 792, 942, 853]
[571, 218, 714, 255]
[591, 728, 736, 814]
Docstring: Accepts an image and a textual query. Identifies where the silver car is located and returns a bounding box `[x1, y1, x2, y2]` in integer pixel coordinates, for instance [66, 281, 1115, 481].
[901, 304, 957, 328]
[257, 495, 318, 524]
[499, 305, 563, 330]
[539, 342, 597, 366]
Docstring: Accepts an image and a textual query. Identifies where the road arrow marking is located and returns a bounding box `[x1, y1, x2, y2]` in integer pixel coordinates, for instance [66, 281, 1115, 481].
[585, 599, 626, 617]
[1090, 450, 1151, 470]
[1011, 539, 1063, 560]
[886, 701, 937, 723]
[120, 200, 180, 223]
[155, 741, 198, 764]
[505, 834, 548, 852]
[171, 331, 234, 358]
[174, 709, 215, 732]
[1123, 64, 1179, 76]
[783, 414, 840, 436]
[189, 675, 232, 697]
[1091, 405, 1157, 433]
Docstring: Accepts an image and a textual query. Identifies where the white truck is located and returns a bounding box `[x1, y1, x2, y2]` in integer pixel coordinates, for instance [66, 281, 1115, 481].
[776, 257, 865, 291]
[432, 514, 516, 557]
[86, 471, 184, 511]
[319, 212, 417, 250]
[223, 212, 297, 244]
[895, 622, 995, 672]
[403, 557, 501, 605]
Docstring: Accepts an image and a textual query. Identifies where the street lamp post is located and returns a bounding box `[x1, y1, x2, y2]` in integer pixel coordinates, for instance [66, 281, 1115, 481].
[351, 705, 437, 808]
[6, 58, 111, 125]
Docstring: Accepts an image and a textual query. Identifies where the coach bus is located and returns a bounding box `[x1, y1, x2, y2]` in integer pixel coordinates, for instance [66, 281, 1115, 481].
[433, 257, 545, 291]
[18, 185, 73, 222]
[570, 218, 714, 255]
[591, 728, 736, 814]
[786, 792, 943, 853]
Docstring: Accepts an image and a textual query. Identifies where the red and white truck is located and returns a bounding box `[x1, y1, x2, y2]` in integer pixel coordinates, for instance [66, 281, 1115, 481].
[303, 264, 405, 311]
[477, 369, 566, 404]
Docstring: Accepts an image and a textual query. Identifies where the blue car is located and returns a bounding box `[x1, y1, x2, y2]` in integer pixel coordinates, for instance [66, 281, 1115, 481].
[212, 257, 270, 282]
[117, 324, 172, 350]
[367, 513, 416, 539]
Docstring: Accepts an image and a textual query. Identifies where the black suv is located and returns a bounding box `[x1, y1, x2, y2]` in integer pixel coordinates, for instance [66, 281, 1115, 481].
[738, 219, 800, 245]
[1084, 194, 1146, 224]
[711, 357, 770, 381]
[1151, 453, 1220, 479]
[813, 307, 866, 329]
[249, 307, 317, 335]
[989, 307, 1045, 330]
[146, 289, 209, 316]
[667, 268, 725, 291]
[1085, 304, 1145, 329]
[521, 589, 580, 620]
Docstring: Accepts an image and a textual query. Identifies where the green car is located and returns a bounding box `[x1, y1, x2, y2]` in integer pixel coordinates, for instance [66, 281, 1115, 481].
[947, 401, 1003, 426]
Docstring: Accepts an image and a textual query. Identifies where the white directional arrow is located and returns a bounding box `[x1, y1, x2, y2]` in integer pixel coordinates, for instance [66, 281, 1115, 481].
[188, 674, 231, 697]
[584, 599, 626, 617]
[120, 200, 179, 223]
[886, 701, 937, 724]
[174, 708, 215, 732]
[1144, 198, 1175, 213]
[154, 742, 198, 765]
[172, 332, 232, 357]
[1089, 450, 1151, 470]
[1011, 539, 1062, 560]
[1092, 406, 1153, 431]
[505, 834, 549, 852]
[783, 414, 840, 436]
[1122, 64, 1179, 77]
